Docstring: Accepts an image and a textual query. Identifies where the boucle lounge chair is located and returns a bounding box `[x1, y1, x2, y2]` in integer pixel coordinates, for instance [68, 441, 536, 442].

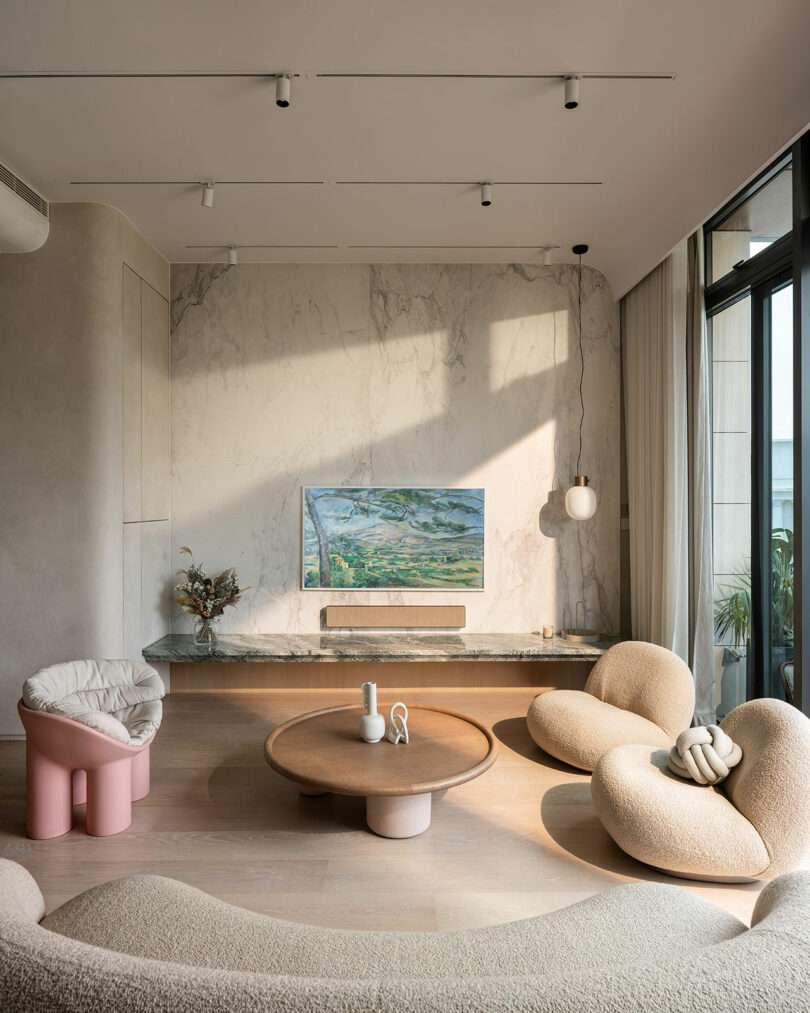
[19, 660, 164, 839]
[592, 698, 810, 881]
[527, 641, 695, 771]
[1, 859, 809, 1011]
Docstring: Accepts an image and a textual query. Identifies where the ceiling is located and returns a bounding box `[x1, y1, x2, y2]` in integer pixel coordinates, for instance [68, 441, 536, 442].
[1, 0, 809, 295]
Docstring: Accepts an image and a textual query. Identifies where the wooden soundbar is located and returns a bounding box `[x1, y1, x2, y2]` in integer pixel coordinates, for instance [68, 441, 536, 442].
[323, 605, 466, 629]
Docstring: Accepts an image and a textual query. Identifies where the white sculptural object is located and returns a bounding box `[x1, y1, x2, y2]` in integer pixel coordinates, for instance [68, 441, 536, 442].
[386, 702, 409, 745]
[667, 724, 743, 785]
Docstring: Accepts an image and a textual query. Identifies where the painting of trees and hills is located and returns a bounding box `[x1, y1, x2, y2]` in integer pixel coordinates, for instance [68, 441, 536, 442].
[302, 487, 484, 589]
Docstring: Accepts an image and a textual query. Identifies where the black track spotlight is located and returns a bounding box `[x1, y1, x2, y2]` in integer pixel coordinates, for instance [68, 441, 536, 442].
[572, 243, 589, 256]
[276, 73, 291, 108]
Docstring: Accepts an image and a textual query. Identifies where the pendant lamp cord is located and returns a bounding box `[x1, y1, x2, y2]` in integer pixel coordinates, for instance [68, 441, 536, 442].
[577, 251, 585, 475]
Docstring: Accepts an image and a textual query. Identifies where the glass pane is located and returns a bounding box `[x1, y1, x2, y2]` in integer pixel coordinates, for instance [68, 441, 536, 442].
[709, 162, 793, 282]
[770, 284, 794, 703]
[710, 296, 751, 716]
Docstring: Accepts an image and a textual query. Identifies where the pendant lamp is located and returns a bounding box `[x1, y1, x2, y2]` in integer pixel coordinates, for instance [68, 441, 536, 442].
[564, 244, 598, 521]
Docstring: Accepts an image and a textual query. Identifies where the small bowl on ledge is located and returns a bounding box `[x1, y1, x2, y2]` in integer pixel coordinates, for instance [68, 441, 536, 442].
[561, 629, 601, 644]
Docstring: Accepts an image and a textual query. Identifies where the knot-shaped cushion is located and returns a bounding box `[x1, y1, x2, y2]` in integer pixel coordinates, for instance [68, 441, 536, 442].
[668, 724, 742, 785]
[23, 660, 165, 747]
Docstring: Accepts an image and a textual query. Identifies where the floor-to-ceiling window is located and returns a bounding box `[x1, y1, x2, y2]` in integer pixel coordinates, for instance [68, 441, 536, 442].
[755, 274, 794, 705]
[710, 293, 753, 714]
[705, 141, 808, 716]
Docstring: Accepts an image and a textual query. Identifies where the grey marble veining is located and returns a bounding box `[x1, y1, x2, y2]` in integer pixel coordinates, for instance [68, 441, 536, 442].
[171, 263, 232, 333]
[143, 632, 615, 663]
[170, 263, 620, 638]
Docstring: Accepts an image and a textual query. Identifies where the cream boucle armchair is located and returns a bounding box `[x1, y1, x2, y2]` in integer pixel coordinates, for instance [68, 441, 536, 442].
[592, 698, 810, 882]
[527, 641, 695, 772]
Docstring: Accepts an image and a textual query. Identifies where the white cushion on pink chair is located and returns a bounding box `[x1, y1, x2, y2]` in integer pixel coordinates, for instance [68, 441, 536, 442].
[22, 660, 164, 746]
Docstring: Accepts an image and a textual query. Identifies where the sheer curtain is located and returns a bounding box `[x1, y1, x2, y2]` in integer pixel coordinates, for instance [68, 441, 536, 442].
[621, 235, 716, 720]
[622, 240, 689, 662]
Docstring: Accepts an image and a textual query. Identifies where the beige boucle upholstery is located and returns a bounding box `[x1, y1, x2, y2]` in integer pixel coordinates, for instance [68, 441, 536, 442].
[39, 865, 744, 978]
[721, 698, 810, 876]
[592, 745, 770, 880]
[1, 859, 810, 1011]
[527, 641, 695, 771]
[592, 698, 810, 882]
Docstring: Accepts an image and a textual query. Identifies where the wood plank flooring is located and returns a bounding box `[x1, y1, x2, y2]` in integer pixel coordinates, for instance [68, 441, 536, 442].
[0, 688, 773, 929]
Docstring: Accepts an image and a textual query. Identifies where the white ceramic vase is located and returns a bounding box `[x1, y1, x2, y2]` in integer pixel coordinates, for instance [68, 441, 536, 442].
[360, 681, 385, 743]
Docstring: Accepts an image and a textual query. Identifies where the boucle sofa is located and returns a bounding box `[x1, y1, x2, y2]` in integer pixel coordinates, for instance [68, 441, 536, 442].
[527, 641, 695, 771]
[592, 697, 810, 882]
[2, 859, 809, 1011]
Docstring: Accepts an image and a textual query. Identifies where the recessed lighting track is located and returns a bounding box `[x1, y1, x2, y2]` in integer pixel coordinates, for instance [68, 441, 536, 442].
[0, 69, 672, 114]
[182, 243, 562, 263]
[0, 70, 675, 80]
[335, 180, 601, 185]
[317, 72, 674, 80]
[0, 71, 297, 79]
[69, 179, 324, 185]
[348, 244, 560, 250]
[184, 244, 559, 250]
[185, 244, 341, 249]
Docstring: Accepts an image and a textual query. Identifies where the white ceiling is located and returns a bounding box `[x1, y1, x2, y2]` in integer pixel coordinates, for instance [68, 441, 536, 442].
[1, 0, 809, 295]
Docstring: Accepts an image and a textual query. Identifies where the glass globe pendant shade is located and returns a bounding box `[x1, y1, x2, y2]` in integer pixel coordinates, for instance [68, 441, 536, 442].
[565, 475, 597, 520]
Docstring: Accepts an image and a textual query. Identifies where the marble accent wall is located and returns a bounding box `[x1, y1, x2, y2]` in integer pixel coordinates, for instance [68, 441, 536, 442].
[171, 263, 620, 635]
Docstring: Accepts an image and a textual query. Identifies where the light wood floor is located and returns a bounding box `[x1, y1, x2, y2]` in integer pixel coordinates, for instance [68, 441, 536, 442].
[0, 688, 765, 929]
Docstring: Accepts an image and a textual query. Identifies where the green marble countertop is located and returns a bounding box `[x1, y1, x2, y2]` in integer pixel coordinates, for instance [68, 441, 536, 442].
[143, 632, 616, 664]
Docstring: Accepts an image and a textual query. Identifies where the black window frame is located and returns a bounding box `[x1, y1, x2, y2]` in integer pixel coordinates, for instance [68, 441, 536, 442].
[705, 133, 809, 716]
[705, 150, 793, 297]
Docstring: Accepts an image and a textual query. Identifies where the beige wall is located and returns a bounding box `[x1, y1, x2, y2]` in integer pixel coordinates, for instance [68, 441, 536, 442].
[0, 234, 620, 732]
[0, 204, 170, 735]
[171, 262, 621, 638]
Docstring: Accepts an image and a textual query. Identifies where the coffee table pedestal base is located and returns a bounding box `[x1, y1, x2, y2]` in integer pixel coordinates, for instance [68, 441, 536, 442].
[299, 784, 329, 797]
[366, 793, 431, 838]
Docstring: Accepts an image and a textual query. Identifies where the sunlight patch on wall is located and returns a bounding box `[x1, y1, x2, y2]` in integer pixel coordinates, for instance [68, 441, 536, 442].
[488, 310, 568, 395]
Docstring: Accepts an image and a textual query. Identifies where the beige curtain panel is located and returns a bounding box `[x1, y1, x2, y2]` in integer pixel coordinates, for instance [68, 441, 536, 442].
[621, 236, 716, 721]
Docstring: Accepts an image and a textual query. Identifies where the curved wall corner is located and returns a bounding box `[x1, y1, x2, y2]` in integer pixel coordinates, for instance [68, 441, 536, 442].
[0, 203, 170, 735]
[0, 183, 49, 253]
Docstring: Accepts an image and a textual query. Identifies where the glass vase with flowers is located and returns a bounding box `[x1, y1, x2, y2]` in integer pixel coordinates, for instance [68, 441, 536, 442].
[175, 547, 245, 649]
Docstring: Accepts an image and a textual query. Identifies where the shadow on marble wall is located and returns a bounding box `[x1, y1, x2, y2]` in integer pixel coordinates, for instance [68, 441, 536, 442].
[169, 263, 619, 636]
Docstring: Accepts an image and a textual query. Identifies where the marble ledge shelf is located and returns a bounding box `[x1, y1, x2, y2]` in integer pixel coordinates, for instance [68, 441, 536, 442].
[142, 633, 617, 664]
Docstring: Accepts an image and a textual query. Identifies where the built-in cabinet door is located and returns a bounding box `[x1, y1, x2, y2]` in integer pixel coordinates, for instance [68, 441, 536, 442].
[124, 519, 172, 656]
[122, 265, 142, 522]
[141, 282, 171, 521]
[122, 265, 171, 674]
[124, 518, 171, 685]
[122, 266, 170, 522]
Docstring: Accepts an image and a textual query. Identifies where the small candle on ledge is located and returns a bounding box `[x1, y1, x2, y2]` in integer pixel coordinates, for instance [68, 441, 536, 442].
[542, 625, 554, 639]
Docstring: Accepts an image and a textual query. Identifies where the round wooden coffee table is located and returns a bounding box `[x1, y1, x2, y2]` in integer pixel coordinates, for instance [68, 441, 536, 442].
[264, 704, 497, 838]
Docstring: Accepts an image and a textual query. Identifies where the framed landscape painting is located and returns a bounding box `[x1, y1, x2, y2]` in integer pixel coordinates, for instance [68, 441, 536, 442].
[302, 487, 485, 590]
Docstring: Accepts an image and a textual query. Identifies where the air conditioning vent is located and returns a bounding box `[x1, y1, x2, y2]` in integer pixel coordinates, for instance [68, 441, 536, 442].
[0, 162, 48, 219]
